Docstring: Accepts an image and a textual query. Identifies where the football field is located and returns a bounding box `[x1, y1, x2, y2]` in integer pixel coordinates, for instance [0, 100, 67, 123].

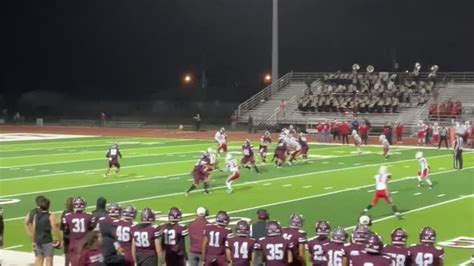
[0, 134, 473, 264]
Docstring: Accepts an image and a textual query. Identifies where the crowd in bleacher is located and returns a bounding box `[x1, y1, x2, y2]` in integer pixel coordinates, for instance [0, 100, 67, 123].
[429, 100, 463, 118]
[298, 65, 437, 114]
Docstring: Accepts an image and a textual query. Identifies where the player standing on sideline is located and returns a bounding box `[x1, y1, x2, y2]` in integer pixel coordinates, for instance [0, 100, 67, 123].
[241, 139, 260, 173]
[131, 208, 163, 266]
[379, 135, 390, 160]
[185, 159, 211, 196]
[351, 234, 391, 265]
[188, 207, 210, 266]
[62, 197, 96, 266]
[162, 207, 188, 266]
[202, 211, 232, 266]
[282, 214, 307, 266]
[298, 133, 309, 161]
[226, 220, 257, 265]
[255, 220, 294, 265]
[104, 143, 122, 177]
[409, 227, 444, 266]
[114, 205, 137, 266]
[344, 224, 369, 264]
[259, 131, 272, 163]
[225, 153, 240, 193]
[322, 227, 347, 266]
[215, 127, 228, 155]
[415, 151, 433, 189]
[363, 166, 403, 219]
[453, 133, 464, 170]
[251, 209, 270, 266]
[352, 130, 362, 155]
[306, 220, 331, 266]
[383, 228, 410, 266]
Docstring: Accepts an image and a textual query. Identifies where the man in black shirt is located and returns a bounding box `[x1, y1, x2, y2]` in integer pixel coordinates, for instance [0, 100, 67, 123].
[32, 197, 61, 266]
[91, 197, 108, 221]
[24, 195, 46, 249]
[251, 209, 269, 266]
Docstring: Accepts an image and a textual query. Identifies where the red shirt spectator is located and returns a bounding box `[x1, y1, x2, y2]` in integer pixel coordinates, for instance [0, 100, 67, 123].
[396, 123, 404, 136]
[340, 122, 350, 135]
[359, 124, 369, 135]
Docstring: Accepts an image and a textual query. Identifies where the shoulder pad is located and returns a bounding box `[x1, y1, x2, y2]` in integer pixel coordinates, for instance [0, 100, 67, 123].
[259, 237, 266, 241]
[322, 242, 330, 246]
[409, 244, 417, 247]
[64, 213, 71, 217]
[344, 243, 350, 247]
[298, 229, 307, 234]
[435, 246, 444, 251]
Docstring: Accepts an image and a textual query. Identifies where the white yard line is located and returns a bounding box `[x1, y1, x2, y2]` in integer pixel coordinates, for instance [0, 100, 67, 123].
[282, 184, 293, 187]
[437, 194, 446, 197]
[303, 185, 312, 189]
[2, 245, 24, 250]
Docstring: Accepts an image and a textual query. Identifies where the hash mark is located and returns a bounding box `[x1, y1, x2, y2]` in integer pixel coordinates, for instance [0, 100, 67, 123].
[283, 184, 293, 187]
[404, 165, 410, 168]
[437, 194, 446, 197]
[413, 192, 422, 196]
[303, 185, 312, 189]
[322, 162, 329, 164]
[391, 191, 399, 194]
[169, 177, 181, 180]
[263, 183, 272, 186]
[324, 186, 333, 190]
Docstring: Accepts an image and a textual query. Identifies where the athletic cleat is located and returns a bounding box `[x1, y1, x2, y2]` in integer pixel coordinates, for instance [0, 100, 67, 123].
[226, 189, 233, 194]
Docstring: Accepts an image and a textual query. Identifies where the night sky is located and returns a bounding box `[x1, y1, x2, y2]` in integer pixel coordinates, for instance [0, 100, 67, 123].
[2, 0, 474, 102]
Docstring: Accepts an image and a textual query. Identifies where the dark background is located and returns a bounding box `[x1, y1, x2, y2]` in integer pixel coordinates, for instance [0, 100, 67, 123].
[2, 0, 474, 107]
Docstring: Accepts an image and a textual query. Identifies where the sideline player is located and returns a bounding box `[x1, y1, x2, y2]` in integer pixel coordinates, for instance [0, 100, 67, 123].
[241, 139, 260, 173]
[322, 227, 347, 265]
[114, 205, 137, 266]
[185, 159, 211, 196]
[215, 127, 228, 155]
[104, 143, 122, 177]
[351, 234, 391, 265]
[225, 220, 256, 265]
[202, 211, 232, 265]
[409, 227, 444, 265]
[162, 207, 188, 266]
[225, 154, 240, 193]
[256, 220, 294, 265]
[352, 130, 362, 155]
[363, 166, 402, 219]
[379, 135, 390, 160]
[282, 213, 307, 266]
[383, 228, 410, 266]
[345, 224, 369, 263]
[131, 208, 163, 266]
[415, 151, 433, 189]
[306, 220, 331, 265]
[259, 131, 272, 163]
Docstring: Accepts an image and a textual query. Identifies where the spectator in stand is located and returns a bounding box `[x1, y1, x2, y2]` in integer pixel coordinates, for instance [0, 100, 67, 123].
[340, 121, 350, 145]
[279, 99, 287, 118]
[359, 123, 369, 145]
[188, 207, 209, 266]
[395, 122, 404, 144]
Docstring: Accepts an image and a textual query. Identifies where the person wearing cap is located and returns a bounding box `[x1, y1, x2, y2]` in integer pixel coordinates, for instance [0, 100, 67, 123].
[250, 209, 269, 266]
[188, 207, 210, 266]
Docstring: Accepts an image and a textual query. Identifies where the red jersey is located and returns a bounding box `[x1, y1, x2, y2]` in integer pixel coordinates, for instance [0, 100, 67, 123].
[322, 241, 346, 266]
[188, 217, 210, 254]
[282, 227, 307, 264]
[61, 212, 96, 248]
[340, 123, 350, 135]
[359, 125, 369, 135]
[383, 244, 410, 266]
[203, 224, 232, 256]
[78, 248, 104, 266]
[408, 244, 444, 266]
[256, 236, 293, 266]
[307, 238, 330, 266]
[131, 224, 162, 256]
[162, 223, 189, 256]
[226, 236, 257, 266]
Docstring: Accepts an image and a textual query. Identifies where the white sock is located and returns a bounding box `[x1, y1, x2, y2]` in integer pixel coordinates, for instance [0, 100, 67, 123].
[226, 182, 232, 190]
[417, 176, 422, 182]
[426, 179, 432, 186]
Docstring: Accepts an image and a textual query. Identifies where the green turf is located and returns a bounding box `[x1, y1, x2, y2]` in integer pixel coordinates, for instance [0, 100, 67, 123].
[0, 136, 473, 264]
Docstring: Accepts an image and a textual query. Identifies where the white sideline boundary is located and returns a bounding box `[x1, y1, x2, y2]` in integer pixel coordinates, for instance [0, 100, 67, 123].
[0, 133, 97, 142]
[0, 248, 65, 266]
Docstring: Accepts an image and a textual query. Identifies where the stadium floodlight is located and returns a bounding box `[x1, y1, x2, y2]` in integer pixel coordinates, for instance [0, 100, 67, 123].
[184, 74, 192, 83]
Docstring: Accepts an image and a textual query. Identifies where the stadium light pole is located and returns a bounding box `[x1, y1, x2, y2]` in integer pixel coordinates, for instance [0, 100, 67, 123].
[272, 0, 279, 86]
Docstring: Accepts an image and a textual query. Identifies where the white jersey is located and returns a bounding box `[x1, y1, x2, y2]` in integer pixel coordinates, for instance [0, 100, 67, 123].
[287, 137, 301, 151]
[374, 173, 389, 190]
[215, 131, 226, 144]
[432, 125, 439, 135]
[381, 139, 389, 147]
[418, 158, 429, 172]
[226, 158, 239, 172]
[209, 153, 217, 165]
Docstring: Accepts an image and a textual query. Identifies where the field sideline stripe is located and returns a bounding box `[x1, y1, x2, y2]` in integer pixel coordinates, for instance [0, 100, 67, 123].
[0, 147, 423, 194]
[4, 167, 472, 222]
[0, 146, 397, 182]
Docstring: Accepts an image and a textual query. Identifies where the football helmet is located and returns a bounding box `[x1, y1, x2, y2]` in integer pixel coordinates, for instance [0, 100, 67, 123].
[235, 220, 251, 236]
[352, 224, 369, 242]
[72, 197, 87, 211]
[107, 202, 122, 218]
[257, 209, 269, 220]
[379, 165, 388, 175]
[419, 227, 436, 243]
[331, 227, 348, 243]
[220, 127, 226, 133]
[379, 135, 386, 142]
[365, 234, 384, 254]
[288, 213, 304, 228]
[391, 227, 408, 246]
[226, 153, 233, 160]
[358, 215, 372, 226]
[415, 151, 423, 159]
[266, 220, 282, 236]
[215, 211, 230, 226]
[264, 131, 270, 136]
[315, 220, 331, 236]
[121, 205, 137, 219]
[140, 208, 155, 223]
[168, 207, 182, 222]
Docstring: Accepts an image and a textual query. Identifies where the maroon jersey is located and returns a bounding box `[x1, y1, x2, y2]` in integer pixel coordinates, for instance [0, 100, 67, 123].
[260, 136, 272, 146]
[256, 236, 293, 266]
[192, 164, 209, 182]
[350, 251, 392, 266]
[131, 224, 162, 256]
[274, 143, 287, 160]
[114, 219, 134, 265]
[203, 224, 232, 256]
[408, 244, 444, 266]
[162, 223, 188, 256]
[282, 227, 307, 264]
[188, 217, 210, 254]
[383, 244, 410, 266]
[78, 248, 105, 266]
[322, 242, 346, 266]
[226, 236, 257, 266]
[242, 144, 254, 158]
[106, 148, 122, 166]
[62, 212, 95, 248]
[307, 238, 330, 266]
[344, 243, 365, 263]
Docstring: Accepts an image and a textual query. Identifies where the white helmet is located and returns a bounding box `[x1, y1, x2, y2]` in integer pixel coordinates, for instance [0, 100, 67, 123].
[379, 165, 388, 174]
[226, 153, 232, 160]
[415, 151, 423, 159]
[379, 135, 386, 141]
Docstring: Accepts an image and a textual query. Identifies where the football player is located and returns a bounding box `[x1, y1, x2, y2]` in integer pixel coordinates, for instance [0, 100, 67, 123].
[114, 205, 137, 266]
[225, 153, 240, 193]
[241, 139, 260, 173]
[105, 143, 122, 177]
[226, 220, 257, 265]
[61, 197, 96, 266]
[256, 220, 294, 265]
[215, 127, 228, 154]
[383, 227, 410, 266]
[298, 133, 309, 161]
[352, 130, 362, 155]
[287, 135, 302, 163]
[408, 227, 444, 266]
[350, 234, 391, 265]
[272, 142, 288, 168]
[415, 151, 433, 189]
[131, 208, 163, 266]
[185, 159, 211, 196]
[322, 227, 347, 266]
[282, 213, 307, 266]
[260, 131, 272, 163]
[363, 166, 402, 219]
[417, 120, 426, 146]
[344, 224, 369, 264]
[202, 211, 232, 266]
[379, 135, 390, 160]
[162, 207, 188, 266]
[306, 220, 331, 266]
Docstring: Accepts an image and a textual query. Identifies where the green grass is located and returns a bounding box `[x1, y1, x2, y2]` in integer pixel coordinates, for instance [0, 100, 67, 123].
[1, 136, 473, 264]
